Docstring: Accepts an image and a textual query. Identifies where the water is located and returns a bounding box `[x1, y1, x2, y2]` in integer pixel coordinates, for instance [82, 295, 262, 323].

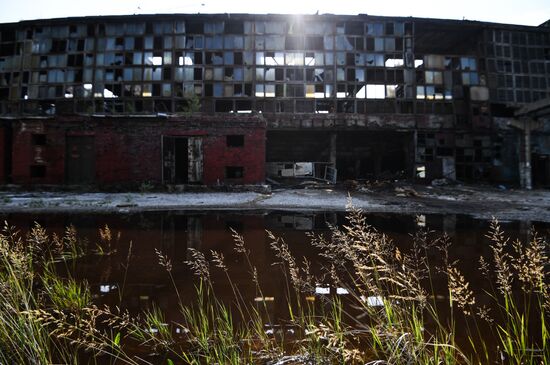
[1, 210, 548, 361]
[2, 210, 547, 309]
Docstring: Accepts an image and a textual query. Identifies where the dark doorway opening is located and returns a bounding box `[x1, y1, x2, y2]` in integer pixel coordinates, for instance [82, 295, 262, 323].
[163, 136, 189, 184]
[163, 136, 203, 184]
[66, 135, 95, 184]
[174, 138, 189, 184]
[532, 153, 550, 188]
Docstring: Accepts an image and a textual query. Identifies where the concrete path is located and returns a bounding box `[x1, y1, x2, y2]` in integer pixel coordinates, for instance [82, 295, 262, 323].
[1, 184, 550, 222]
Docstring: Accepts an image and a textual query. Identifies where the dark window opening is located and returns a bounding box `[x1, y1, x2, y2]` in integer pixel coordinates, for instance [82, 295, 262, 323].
[154, 36, 163, 49]
[227, 134, 244, 147]
[51, 40, 67, 53]
[215, 100, 233, 112]
[234, 52, 243, 65]
[296, 100, 315, 113]
[186, 22, 204, 34]
[345, 22, 364, 35]
[30, 165, 46, 178]
[87, 24, 95, 36]
[236, 99, 251, 111]
[134, 37, 144, 50]
[193, 68, 202, 80]
[204, 83, 213, 96]
[194, 51, 203, 64]
[226, 166, 244, 179]
[305, 36, 323, 50]
[385, 22, 394, 35]
[316, 100, 332, 113]
[285, 36, 304, 50]
[32, 134, 46, 146]
[225, 21, 244, 34]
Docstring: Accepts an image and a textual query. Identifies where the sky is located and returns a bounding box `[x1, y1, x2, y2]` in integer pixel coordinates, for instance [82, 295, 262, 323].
[1, 0, 549, 26]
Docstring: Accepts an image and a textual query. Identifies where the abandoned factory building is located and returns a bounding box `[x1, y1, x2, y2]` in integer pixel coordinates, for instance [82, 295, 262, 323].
[0, 13, 550, 187]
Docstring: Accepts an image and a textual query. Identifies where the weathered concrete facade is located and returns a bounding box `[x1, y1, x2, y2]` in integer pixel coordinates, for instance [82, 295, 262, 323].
[0, 13, 549, 187]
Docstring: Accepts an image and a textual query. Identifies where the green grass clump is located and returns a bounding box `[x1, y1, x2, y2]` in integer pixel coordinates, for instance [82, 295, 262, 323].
[0, 205, 548, 364]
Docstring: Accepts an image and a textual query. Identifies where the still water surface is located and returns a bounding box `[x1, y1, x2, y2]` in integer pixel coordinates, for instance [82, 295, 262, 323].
[2, 210, 547, 312]
[1, 210, 548, 361]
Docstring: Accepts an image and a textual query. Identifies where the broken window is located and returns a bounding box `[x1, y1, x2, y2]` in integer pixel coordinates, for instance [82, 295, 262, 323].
[335, 36, 354, 51]
[186, 22, 203, 34]
[225, 20, 244, 34]
[460, 57, 477, 71]
[385, 56, 404, 67]
[462, 72, 479, 85]
[425, 71, 443, 84]
[224, 35, 244, 49]
[264, 52, 284, 65]
[285, 53, 303, 66]
[337, 68, 345, 81]
[285, 84, 304, 97]
[205, 36, 223, 49]
[367, 23, 384, 36]
[205, 22, 224, 34]
[366, 84, 385, 99]
[286, 68, 303, 81]
[365, 53, 384, 67]
[424, 55, 445, 69]
[318, 35, 333, 52]
[315, 100, 332, 113]
[264, 84, 275, 97]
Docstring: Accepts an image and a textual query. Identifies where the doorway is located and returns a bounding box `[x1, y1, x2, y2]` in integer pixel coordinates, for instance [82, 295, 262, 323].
[66, 135, 95, 184]
[162, 136, 203, 184]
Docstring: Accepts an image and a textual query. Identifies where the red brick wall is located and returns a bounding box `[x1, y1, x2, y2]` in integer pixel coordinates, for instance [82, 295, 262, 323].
[95, 126, 157, 185]
[202, 126, 266, 184]
[94, 120, 265, 185]
[11, 121, 66, 185]
[11, 116, 266, 186]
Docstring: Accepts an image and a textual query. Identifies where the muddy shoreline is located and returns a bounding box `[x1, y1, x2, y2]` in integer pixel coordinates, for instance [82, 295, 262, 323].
[1, 183, 549, 222]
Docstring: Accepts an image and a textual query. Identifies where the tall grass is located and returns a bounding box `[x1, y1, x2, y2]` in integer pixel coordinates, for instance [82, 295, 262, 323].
[0, 221, 139, 364]
[0, 206, 547, 364]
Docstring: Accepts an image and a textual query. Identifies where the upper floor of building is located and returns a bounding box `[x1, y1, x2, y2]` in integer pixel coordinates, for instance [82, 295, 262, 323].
[0, 13, 549, 119]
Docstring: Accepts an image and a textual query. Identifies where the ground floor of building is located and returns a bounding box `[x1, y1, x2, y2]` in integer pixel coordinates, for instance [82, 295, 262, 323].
[0, 116, 266, 187]
[0, 117, 549, 188]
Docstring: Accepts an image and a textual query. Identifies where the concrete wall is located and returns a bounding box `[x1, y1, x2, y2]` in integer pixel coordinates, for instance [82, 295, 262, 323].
[11, 116, 266, 186]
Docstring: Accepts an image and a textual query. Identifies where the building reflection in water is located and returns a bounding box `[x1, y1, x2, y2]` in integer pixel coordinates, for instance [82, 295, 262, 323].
[0, 210, 546, 337]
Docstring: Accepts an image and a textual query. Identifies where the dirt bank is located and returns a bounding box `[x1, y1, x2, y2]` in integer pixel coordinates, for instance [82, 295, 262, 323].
[0, 184, 549, 222]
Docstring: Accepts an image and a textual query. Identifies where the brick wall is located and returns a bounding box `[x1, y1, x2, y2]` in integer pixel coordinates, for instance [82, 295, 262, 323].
[11, 116, 266, 186]
[11, 121, 66, 185]
[201, 125, 266, 185]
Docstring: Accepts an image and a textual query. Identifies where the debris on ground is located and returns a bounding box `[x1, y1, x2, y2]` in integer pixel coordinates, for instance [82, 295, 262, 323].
[431, 178, 454, 186]
[394, 186, 420, 197]
[1, 184, 550, 222]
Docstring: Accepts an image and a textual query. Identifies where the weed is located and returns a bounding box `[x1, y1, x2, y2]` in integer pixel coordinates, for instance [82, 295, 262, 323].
[28, 199, 45, 208]
[139, 181, 155, 193]
[0, 208, 547, 364]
